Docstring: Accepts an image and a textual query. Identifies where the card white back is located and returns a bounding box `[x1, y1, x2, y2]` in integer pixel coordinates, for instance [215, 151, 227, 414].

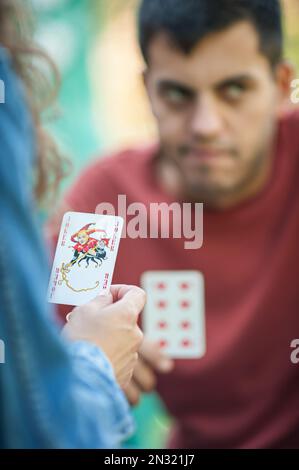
[141, 271, 206, 359]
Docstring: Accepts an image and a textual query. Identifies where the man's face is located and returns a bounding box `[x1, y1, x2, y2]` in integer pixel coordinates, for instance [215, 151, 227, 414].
[144, 21, 289, 205]
[78, 233, 88, 245]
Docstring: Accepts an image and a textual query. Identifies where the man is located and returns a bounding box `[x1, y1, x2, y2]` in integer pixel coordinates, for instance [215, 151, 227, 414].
[49, 0, 299, 448]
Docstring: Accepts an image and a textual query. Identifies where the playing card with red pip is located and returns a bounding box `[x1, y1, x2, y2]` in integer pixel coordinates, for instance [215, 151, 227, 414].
[141, 271, 206, 359]
[48, 211, 123, 306]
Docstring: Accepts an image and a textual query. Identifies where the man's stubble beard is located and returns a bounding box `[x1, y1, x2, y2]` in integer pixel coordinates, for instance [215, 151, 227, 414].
[159, 142, 274, 209]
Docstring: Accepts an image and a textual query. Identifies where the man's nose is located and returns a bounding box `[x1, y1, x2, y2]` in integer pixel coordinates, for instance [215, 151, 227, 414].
[190, 94, 223, 140]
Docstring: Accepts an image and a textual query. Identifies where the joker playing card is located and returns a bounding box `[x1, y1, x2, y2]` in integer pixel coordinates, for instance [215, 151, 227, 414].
[48, 211, 123, 306]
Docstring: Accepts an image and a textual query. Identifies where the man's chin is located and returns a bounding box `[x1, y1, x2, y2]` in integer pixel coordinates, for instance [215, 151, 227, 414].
[184, 178, 239, 205]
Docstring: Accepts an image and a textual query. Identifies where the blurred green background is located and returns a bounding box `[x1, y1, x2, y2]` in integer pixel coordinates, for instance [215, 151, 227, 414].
[32, 0, 299, 448]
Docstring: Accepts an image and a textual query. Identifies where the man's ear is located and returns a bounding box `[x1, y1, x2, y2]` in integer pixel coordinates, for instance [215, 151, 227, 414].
[274, 60, 296, 117]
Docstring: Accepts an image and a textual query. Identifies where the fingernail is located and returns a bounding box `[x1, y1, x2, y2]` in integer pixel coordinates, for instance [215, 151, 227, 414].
[159, 359, 174, 372]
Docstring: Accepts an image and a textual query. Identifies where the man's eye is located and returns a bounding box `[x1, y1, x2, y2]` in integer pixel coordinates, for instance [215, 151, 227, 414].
[223, 83, 246, 101]
[165, 88, 188, 104]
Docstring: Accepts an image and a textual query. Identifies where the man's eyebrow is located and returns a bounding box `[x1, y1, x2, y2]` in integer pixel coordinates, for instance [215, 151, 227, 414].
[156, 75, 256, 95]
[215, 74, 256, 89]
[157, 79, 195, 96]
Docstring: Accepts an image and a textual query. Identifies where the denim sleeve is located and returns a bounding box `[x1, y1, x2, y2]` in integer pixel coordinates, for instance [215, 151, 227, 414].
[0, 47, 134, 449]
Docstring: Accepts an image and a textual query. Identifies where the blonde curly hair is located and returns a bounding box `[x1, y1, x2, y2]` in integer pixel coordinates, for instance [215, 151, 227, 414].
[0, 0, 69, 204]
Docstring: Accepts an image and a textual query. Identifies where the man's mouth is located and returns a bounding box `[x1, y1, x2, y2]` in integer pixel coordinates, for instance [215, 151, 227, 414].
[179, 146, 235, 167]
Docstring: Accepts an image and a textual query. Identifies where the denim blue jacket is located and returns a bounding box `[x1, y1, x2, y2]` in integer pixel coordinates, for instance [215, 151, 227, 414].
[0, 47, 134, 448]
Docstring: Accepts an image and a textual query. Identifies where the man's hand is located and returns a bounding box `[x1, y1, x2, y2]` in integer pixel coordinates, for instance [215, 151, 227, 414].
[124, 339, 174, 405]
[62, 285, 145, 389]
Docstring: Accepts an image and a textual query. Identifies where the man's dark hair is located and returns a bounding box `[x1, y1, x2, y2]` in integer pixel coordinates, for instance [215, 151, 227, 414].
[138, 0, 283, 67]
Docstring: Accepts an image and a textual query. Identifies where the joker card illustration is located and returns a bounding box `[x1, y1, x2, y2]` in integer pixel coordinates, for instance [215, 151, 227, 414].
[48, 212, 123, 306]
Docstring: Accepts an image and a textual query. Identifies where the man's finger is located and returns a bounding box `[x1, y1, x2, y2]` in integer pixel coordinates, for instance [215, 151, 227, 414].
[140, 340, 175, 373]
[124, 381, 141, 406]
[133, 357, 157, 392]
